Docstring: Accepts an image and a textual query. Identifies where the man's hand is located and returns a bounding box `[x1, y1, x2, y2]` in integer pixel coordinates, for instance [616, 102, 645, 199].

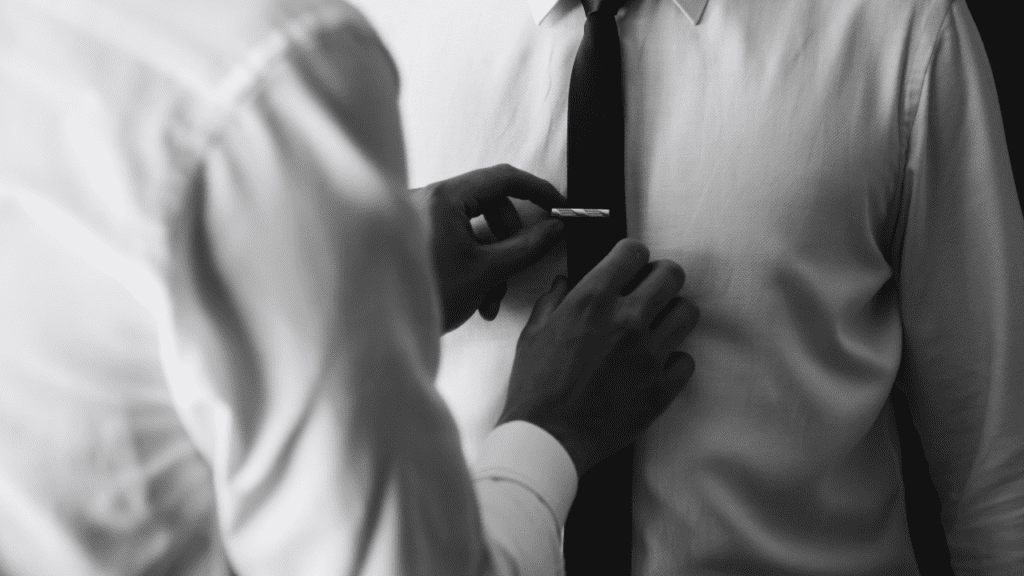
[412, 164, 567, 333]
[499, 239, 700, 476]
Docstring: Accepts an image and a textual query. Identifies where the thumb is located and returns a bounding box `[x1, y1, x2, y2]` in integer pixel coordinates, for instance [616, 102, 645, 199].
[478, 219, 565, 286]
[478, 282, 507, 321]
[526, 275, 569, 328]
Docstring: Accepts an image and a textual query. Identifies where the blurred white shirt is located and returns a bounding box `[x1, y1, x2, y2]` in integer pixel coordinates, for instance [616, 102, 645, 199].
[0, 1, 576, 574]
[350, 0, 1024, 573]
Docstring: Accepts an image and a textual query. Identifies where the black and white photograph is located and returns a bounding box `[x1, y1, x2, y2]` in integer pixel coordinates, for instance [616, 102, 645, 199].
[0, 0, 1020, 574]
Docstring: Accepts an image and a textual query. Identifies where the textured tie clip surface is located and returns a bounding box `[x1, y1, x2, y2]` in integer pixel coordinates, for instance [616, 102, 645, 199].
[551, 208, 611, 218]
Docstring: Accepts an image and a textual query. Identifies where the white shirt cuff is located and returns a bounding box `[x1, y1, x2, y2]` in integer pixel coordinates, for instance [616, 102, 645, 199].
[472, 420, 579, 526]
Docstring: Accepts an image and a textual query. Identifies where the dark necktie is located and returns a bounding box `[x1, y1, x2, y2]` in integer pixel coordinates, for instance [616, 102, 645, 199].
[563, 0, 632, 574]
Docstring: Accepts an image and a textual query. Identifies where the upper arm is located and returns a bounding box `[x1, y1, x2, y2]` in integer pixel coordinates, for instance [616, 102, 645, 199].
[894, 0, 1024, 569]
[160, 6, 491, 573]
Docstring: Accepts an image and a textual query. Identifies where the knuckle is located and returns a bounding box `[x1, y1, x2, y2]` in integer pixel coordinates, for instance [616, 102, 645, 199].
[616, 307, 645, 335]
[584, 281, 620, 307]
[573, 289, 603, 313]
[608, 311, 630, 333]
[627, 307, 645, 328]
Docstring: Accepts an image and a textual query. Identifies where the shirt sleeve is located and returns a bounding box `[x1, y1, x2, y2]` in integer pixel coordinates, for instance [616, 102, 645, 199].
[159, 6, 575, 575]
[893, 1, 1024, 573]
[474, 421, 579, 576]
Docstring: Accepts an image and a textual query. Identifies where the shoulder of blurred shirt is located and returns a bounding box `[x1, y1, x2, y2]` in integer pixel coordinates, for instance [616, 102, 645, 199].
[0, 0, 399, 259]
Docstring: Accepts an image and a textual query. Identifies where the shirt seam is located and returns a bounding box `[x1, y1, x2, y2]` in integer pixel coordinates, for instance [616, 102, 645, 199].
[888, 0, 951, 476]
[888, 0, 955, 290]
[890, 0, 984, 536]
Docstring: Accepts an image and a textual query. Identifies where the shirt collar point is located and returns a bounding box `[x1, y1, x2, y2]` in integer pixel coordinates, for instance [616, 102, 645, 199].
[672, 0, 708, 25]
[528, 0, 560, 25]
[529, 0, 706, 26]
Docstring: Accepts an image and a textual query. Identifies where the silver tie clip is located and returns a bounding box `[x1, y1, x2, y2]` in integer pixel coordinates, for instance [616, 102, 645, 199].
[550, 208, 610, 218]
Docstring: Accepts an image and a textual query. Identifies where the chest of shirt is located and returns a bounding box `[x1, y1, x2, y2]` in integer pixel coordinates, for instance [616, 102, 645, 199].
[351, 0, 936, 484]
[362, 0, 912, 295]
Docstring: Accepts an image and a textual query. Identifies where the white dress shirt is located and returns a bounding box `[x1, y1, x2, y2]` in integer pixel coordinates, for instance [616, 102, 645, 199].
[349, 0, 1024, 573]
[0, 1, 577, 574]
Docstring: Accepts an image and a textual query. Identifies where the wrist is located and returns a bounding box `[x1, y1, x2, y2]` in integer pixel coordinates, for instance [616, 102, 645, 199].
[520, 419, 591, 477]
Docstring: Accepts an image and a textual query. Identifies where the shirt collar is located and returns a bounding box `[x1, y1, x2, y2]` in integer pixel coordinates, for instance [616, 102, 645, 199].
[527, 0, 708, 26]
